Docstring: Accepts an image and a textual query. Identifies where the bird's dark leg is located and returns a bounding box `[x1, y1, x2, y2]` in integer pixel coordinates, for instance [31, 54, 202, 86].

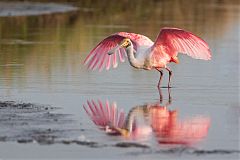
[158, 87, 163, 103]
[157, 87, 172, 107]
[167, 87, 172, 105]
[165, 67, 173, 88]
[156, 68, 163, 88]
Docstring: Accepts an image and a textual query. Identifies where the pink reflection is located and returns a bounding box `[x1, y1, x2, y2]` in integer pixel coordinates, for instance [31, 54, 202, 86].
[83, 90, 210, 145]
[83, 99, 151, 138]
[83, 100, 126, 135]
[150, 105, 210, 145]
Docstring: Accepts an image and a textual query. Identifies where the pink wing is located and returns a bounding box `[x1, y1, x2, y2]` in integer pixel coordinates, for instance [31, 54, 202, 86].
[83, 100, 126, 134]
[169, 117, 210, 144]
[157, 117, 210, 145]
[84, 32, 153, 71]
[150, 106, 210, 145]
[151, 27, 211, 62]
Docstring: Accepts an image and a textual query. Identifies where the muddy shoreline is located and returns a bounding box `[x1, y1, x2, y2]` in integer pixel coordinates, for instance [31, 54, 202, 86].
[0, 101, 79, 144]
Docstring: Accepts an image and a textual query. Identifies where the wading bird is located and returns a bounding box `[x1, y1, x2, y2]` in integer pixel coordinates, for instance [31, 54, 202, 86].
[84, 27, 211, 88]
[83, 97, 210, 144]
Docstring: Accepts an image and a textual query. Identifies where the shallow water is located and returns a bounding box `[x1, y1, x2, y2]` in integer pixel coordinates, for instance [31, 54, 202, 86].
[0, 0, 239, 159]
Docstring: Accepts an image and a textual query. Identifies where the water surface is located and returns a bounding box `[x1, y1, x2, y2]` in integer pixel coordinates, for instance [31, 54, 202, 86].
[0, 0, 239, 159]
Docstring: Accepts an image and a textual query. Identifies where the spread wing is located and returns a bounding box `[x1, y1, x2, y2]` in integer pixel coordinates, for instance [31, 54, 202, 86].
[83, 100, 125, 134]
[84, 32, 153, 71]
[151, 27, 211, 62]
[151, 107, 210, 145]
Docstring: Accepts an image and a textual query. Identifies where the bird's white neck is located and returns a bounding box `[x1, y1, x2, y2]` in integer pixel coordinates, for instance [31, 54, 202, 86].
[126, 43, 143, 69]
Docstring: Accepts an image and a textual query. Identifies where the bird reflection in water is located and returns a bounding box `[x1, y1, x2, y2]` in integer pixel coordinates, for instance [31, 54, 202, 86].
[83, 89, 210, 146]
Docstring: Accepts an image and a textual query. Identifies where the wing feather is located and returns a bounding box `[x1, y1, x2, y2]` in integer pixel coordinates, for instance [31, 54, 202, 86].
[83, 100, 126, 134]
[106, 54, 111, 70]
[98, 45, 107, 70]
[113, 53, 118, 68]
[91, 47, 105, 70]
[151, 27, 211, 61]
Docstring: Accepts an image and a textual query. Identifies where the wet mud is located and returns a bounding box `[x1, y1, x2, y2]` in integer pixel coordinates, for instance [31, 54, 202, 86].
[128, 147, 240, 156]
[0, 101, 80, 144]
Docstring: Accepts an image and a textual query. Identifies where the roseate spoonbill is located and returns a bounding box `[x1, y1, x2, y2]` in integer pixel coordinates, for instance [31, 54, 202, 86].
[83, 98, 210, 144]
[83, 89, 210, 143]
[84, 27, 211, 88]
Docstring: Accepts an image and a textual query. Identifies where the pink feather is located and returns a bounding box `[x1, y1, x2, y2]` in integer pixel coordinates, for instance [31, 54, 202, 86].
[151, 27, 211, 61]
[83, 99, 127, 134]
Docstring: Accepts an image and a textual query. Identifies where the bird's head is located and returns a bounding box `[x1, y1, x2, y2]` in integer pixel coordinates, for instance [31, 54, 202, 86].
[119, 38, 131, 48]
[117, 128, 130, 137]
[108, 38, 131, 55]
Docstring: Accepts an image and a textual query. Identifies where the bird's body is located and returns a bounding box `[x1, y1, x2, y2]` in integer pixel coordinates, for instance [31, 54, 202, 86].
[84, 27, 211, 87]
